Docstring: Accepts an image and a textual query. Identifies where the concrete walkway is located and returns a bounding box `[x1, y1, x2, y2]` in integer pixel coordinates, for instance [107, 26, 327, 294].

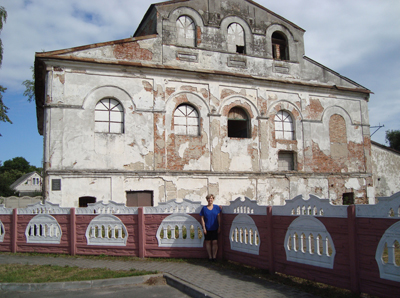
[0, 254, 316, 298]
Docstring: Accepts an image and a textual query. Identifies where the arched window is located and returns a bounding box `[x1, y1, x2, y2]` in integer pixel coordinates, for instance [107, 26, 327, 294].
[275, 110, 294, 140]
[272, 32, 288, 60]
[173, 104, 199, 136]
[95, 98, 124, 133]
[176, 16, 196, 47]
[228, 107, 249, 138]
[329, 114, 348, 158]
[227, 23, 245, 54]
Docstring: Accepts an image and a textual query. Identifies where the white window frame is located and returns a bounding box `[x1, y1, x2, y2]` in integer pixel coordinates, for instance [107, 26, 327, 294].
[95, 98, 124, 133]
[173, 104, 200, 136]
[275, 110, 294, 140]
[176, 16, 196, 47]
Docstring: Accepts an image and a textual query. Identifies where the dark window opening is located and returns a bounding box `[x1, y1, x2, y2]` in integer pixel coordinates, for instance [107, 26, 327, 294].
[126, 191, 153, 207]
[236, 45, 245, 54]
[228, 107, 249, 138]
[272, 32, 288, 61]
[79, 196, 96, 207]
[342, 192, 354, 205]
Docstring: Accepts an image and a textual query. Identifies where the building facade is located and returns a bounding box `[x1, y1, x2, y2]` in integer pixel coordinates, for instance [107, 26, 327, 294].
[9, 172, 42, 197]
[35, 0, 373, 207]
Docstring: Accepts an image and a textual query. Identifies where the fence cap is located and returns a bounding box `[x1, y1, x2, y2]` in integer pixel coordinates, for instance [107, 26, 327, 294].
[76, 201, 138, 214]
[223, 196, 267, 215]
[273, 194, 348, 217]
[18, 201, 70, 215]
[144, 199, 202, 214]
[356, 191, 400, 218]
[0, 204, 13, 215]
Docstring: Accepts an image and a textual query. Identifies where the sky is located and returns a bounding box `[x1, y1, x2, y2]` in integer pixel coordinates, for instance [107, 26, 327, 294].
[0, 0, 399, 168]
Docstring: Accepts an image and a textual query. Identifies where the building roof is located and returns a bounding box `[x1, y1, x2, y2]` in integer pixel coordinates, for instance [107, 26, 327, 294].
[10, 172, 41, 190]
[371, 141, 400, 155]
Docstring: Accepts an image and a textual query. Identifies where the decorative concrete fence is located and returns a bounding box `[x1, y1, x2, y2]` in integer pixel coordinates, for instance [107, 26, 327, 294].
[0, 193, 399, 298]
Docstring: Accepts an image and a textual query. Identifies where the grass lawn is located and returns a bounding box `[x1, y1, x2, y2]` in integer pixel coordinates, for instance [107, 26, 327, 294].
[0, 263, 156, 283]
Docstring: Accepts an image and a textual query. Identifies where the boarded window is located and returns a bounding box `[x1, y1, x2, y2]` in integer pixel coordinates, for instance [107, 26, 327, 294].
[95, 98, 124, 133]
[275, 110, 294, 140]
[329, 114, 348, 158]
[79, 196, 96, 207]
[176, 16, 196, 47]
[228, 107, 249, 138]
[126, 191, 153, 207]
[278, 151, 295, 171]
[227, 23, 245, 54]
[272, 32, 288, 60]
[174, 104, 199, 136]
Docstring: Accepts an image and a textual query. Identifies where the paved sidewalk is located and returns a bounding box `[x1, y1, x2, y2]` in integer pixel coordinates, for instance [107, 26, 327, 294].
[0, 254, 316, 298]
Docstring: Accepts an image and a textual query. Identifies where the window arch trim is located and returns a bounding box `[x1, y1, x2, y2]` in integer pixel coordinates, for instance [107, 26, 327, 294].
[173, 103, 200, 136]
[228, 106, 250, 138]
[274, 110, 295, 140]
[95, 98, 124, 134]
[176, 15, 196, 47]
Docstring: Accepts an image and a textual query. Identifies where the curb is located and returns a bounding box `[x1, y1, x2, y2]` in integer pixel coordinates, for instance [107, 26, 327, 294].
[0, 273, 163, 292]
[164, 273, 221, 298]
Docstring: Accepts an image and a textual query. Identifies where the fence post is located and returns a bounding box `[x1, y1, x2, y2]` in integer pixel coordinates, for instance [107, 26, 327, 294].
[138, 207, 145, 258]
[266, 206, 275, 273]
[11, 208, 17, 253]
[70, 208, 76, 256]
[347, 205, 360, 294]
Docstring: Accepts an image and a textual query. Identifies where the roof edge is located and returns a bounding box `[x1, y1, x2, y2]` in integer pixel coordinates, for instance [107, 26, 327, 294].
[303, 56, 372, 93]
[35, 35, 158, 58]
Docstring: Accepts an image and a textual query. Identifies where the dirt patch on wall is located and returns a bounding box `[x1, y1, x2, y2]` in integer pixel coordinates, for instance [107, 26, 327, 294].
[113, 42, 153, 61]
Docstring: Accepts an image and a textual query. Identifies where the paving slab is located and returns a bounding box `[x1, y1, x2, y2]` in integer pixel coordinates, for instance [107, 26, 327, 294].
[0, 254, 317, 297]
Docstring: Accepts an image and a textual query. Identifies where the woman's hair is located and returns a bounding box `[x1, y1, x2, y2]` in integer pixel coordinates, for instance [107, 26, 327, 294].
[206, 194, 214, 200]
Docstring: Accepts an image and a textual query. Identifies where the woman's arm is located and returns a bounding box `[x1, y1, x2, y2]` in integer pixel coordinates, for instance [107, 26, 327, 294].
[201, 215, 207, 235]
[217, 213, 221, 233]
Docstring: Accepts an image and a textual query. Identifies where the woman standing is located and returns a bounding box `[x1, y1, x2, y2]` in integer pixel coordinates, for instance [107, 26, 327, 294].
[200, 194, 221, 261]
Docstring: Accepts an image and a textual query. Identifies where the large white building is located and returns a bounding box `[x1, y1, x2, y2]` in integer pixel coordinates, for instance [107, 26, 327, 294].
[34, 0, 374, 207]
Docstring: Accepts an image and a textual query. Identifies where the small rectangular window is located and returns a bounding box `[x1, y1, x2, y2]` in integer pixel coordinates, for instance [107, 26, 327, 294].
[79, 196, 96, 207]
[342, 192, 354, 205]
[126, 191, 153, 207]
[278, 151, 295, 171]
[52, 179, 61, 191]
[236, 45, 245, 54]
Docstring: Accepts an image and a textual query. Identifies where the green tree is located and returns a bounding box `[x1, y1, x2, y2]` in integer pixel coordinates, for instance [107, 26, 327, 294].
[385, 130, 400, 152]
[22, 66, 35, 102]
[0, 157, 42, 196]
[0, 6, 11, 129]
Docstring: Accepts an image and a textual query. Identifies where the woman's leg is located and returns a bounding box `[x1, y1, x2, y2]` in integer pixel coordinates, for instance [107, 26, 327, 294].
[212, 239, 218, 259]
[205, 240, 212, 259]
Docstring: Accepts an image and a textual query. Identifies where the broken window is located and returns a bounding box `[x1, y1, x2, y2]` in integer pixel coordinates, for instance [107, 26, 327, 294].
[173, 104, 200, 136]
[275, 110, 294, 140]
[342, 192, 354, 205]
[176, 16, 196, 47]
[95, 98, 124, 133]
[272, 32, 288, 60]
[126, 191, 153, 207]
[227, 23, 245, 54]
[79, 196, 96, 207]
[278, 151, 295, 171]
[228, 107, 249, 138]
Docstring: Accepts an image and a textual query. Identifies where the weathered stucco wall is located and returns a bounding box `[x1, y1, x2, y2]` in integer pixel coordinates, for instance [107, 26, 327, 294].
[41, 62, 372, 207]
[371, 142, 400, 197]
[37, 0, 373, 207]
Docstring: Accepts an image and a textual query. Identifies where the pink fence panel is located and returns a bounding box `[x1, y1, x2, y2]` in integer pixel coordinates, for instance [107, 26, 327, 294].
[356, 192, 400, 298]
